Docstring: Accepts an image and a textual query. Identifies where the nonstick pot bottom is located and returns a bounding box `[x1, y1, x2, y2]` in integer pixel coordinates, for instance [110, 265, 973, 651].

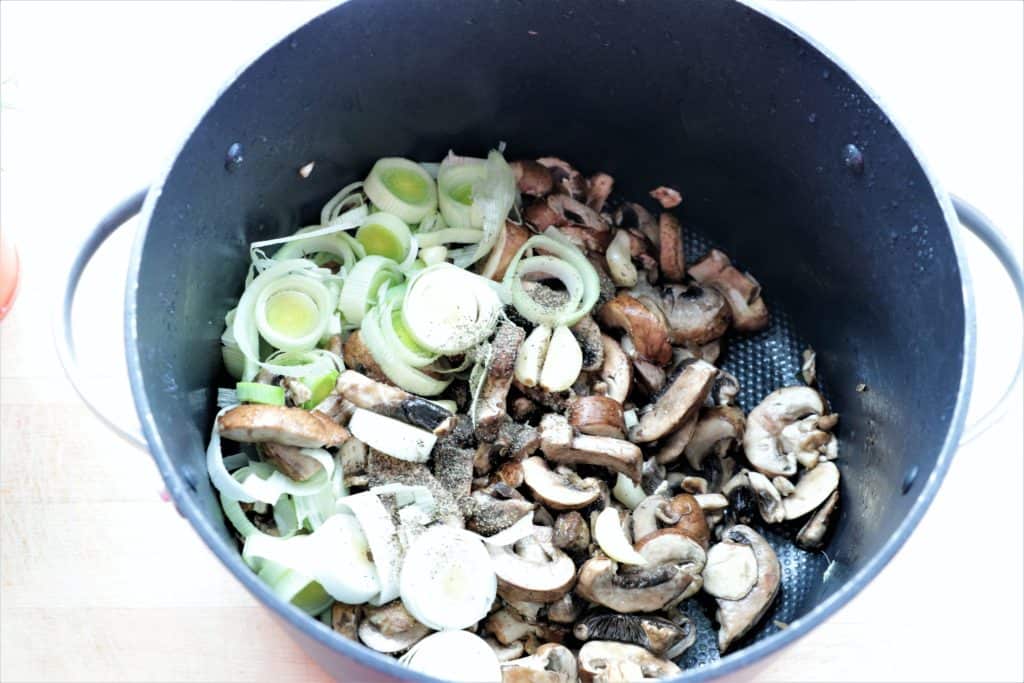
[674, 226, 832, 669]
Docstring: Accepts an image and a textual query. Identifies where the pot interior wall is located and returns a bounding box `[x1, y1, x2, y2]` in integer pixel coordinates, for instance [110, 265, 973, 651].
[132, 0, 966, 671]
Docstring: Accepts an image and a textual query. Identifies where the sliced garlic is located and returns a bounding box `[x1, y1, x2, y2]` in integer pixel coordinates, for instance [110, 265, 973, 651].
[514, 325, 552, 387]
[594, 507, 648, 566]
[539, 325, 584, 392]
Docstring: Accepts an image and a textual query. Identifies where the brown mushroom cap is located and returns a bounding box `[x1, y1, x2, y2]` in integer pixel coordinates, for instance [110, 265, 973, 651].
[569, 396, 627, 438]
[658, 213, 686, 282]
[629, 360, 718, 443]
[653, 413, 699, 465]
[218, 404, 350, 448]
[743, 386, 825, 477]
[521, 456, 602, 510]
[552, 511, 591, 555]
[342, 329, 389, 382]
[665, 494, 711, 549]
[649, 186, 682, 209]
[586, 172, 615, 213]
[502, 643, 578, 683]
[510, 160, 555, 197]
[537, 157, 588, 200]
[575, 556, 691, 614]
[479, 220, 532, 282]
[540, 414, 643, 483]
[571, 315, 606, 372]
[713, 525, 782, 652]
[489, 528, 577, 603]
[658, 283, 731, 345]
[688, 249, 769, 332]
[577, 640, 681, 683]
[684, 406, 746, 470]
[597, 294, 672, 366]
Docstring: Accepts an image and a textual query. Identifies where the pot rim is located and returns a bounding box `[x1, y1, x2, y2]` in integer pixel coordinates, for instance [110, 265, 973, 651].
[123, 1, 976, 680]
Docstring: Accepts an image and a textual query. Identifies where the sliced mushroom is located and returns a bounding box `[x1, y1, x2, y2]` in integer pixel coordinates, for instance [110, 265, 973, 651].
[695, 493, 729, 511]
[713, 525, 781, 653]
[258, 442, 325, 481]
[540, 413, 643, 482]
[511, 160, 555, 197]
[801, 348, 817, 386]
[703, 537, 758, 601]
[657, 213, 686, 282]
[502, 643, 578, 683]
[468, 484, 536, 536]
[521, 456, 602, 510]
[476, 320, 527, 440]
[577, 640, 681, 683]
[537, 157, 588, 201]
[486, 608, 539, 646]
[358, 601, 431, 653]
[552, 510, 591, 556]
[772, 476, 796, 497]
[665, 494, 711, 549]
[747, 470, 785, 524]
[337, 370, 455, 435]
[613, 203, 658, 246]
[331, 603, 361, 640]
[652, 413, 699, 465]
[682, 406, 744, 469]
[598, 335, 633, 404]
[743, 386, 827, 477]
[634, 528, 706, 602]
[489, 528, 577, 602]
[650, 282, 730, 345]
[342, 329, 388, 382]
[281, 376, 313, 406]
[629, 360, 718, 443]
[597, 295, 672, 365]
[480, 220, 532, 281]
[218, 404, 350, 448]
[574, 611, 692, 658]
[575, 556, 692, 613]
[571, 316, 605, 372]
[366, 450, 463, 527]
[688, 249, 769, 332]
[783, 461, 840, 520]
[568, 396, 626, 438]
[796, 489, 840, 550]
[682, 476, 709, 495]
[488, 637, 526, 664]
[779, 414, 838, 471]
[547, 593, 582, 624]
[649, 186, 682, 209]
[586, 172, 614, 213]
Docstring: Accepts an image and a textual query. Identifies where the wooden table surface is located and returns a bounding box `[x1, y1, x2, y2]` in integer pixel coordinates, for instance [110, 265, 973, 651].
[1, 2, 1021, 681]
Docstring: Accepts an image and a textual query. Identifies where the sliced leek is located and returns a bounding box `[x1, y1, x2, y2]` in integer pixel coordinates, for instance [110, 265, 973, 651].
[415, 228, 484, 249]
[236, 382, 286, 406]
[438, 154, 486, 229]
[360, 300, 451, 396]
[356, 212, 413, 262]
[364, 158, 438, 224]
[338, 255, 401, 325]
[502, 229, 600, 327]
[401, 264, 502, 355]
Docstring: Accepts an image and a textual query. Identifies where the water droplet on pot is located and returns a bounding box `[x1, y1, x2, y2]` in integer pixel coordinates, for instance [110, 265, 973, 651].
[225, 142, 244, 172]
[842, 143, 864, 175]
[807, 112, 817, 124]
[822, 68, 831, 79]
[289, 38, 299, 49]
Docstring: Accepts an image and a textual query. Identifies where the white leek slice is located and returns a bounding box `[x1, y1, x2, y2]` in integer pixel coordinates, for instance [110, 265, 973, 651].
[401, 631, 502, 682]
[359, 304, 451, 396]
[594, 507, 648, 566]
[348, 408, 437, 463]
[206, 406, 334, 504]
[356, 211, 413, 262]
[244, 513, 380, 604]
[364, 158, 438, 224]
[502, 229, 600, 327]
[264, 216, 365, 270]
[399, 526, 497, 631]
[338, 255, 401, 325]
[438, 154, 487, 229]
[256, 561, 333, 615]
[336, 491, 403, 605]
[442, 149, 516, 269]
[613, 472, 647, 510]
[416, 228, 484, 249]
[321, 181, 366, 225]
[419, 245, 448, 266]
[255, 274, 335, 352]
[401, 263, 502, 355]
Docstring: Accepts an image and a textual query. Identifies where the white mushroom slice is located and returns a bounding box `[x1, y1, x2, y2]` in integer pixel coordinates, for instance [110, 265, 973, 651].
[399, 525, 496, 631]
[577, 640, 681, 683]
[783, 461, 840, 520]
[401, 630, 502, 682]
[357, 617, 430, 653]
[694, 493, 729, 511]
[635, 530, 707, 602]
[772, 476, 796, 497]
[797, 490, 840, 550]
[743, 386, 825, 477]
[594, 507, 648, 565]
[653, 413, 699, 465]
[539, 325, 584, 392]
[747, 470, 785, 524]
[703, 540, 758, 600]
[575, 556, 692, 613]
[682, 476, 709, 494]
[486, 637, 525, 663]
[599, 334, 633, 404]
[521, 456, 602, 510]
[714, 525, 781, 652]
[501, 643, 578, 683]
[489, 528, 577, 602]
[540, 414, 643, 482]
[629, 360, 718, 443]
[515, 325, 552, 388]
[683, 406, 745, 470]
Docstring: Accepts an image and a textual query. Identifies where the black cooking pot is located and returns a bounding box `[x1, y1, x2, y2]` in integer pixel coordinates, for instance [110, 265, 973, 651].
[56, 1, 1024, 680]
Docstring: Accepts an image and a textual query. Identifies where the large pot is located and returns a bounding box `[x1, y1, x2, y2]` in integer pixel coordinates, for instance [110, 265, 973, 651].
[56, 1, 1023, 681]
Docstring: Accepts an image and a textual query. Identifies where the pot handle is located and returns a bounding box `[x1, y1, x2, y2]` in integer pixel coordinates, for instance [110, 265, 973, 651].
[952, 196, 1024, 445]
[54, 190, 149, 452]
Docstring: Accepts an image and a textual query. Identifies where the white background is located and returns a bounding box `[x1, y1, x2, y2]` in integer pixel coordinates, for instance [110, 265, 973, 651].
[1, 2, 1021, 682]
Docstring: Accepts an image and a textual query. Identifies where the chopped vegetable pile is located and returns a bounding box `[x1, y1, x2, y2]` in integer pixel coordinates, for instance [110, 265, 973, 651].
[208, 150, 843, 681]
